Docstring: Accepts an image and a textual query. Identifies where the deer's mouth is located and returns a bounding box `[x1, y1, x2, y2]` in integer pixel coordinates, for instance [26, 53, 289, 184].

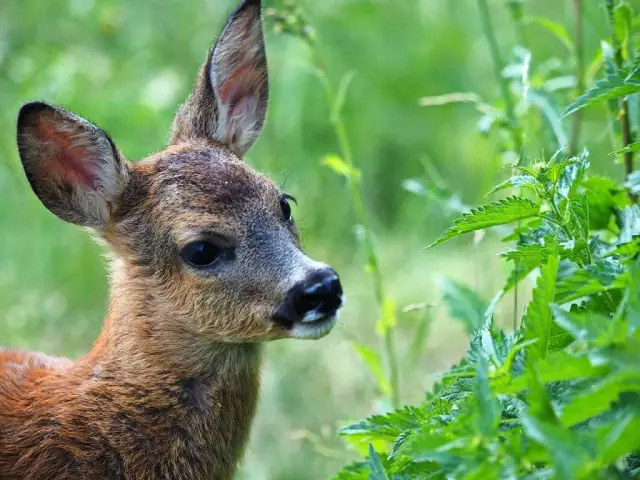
[288, 313, 338, 339]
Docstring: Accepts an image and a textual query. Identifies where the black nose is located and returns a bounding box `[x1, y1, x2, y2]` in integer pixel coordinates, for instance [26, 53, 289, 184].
[275, 268, 343, 326]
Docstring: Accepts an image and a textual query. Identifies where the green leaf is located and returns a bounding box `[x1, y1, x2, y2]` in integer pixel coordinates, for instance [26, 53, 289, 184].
[439, 278, 488, 334]
[427, 197, 540, 248]
[322, 154, 361, 180]
[339, 406, 427, 439]
[625, 170, 640, 194]
[524, 16, 573, 51]
[598, 413, 640, 465]
[486, 175, 537, 195]
[563, 73, 640, 117]
[332, 462, 369, 480]
[376, 297, 397, 335]
[524, 252, 559, 361]
[617, 205, 640, 243]
[610, 142, 640, 156]
[629, 260, 640, 330]
[367, 444, 390, 480]
[474, 355, 500, 436]
[560, 372, 640, 427]
[555, 259, 627, 303]
[551, 306, 625, 346]
[522, 415, 595, 479]
[352, 344, 392, 396]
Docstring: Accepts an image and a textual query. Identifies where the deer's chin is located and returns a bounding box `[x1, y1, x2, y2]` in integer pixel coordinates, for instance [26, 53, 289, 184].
[288, 314, 337, 340]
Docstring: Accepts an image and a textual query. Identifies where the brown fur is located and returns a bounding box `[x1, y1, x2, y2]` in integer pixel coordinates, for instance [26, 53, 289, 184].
[1, 1, 339, 478]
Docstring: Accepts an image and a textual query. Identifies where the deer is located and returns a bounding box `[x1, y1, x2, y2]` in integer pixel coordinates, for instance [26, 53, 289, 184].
[0, 0, 344, 478]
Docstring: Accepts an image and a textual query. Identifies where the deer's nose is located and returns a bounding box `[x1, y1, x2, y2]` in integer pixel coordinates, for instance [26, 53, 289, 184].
[275, 268, 343, 326]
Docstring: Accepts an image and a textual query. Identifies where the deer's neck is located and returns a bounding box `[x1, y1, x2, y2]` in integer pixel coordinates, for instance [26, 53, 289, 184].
[79, 273, 263, 480]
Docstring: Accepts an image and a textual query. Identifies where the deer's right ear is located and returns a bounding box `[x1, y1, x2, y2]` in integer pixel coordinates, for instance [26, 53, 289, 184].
[171, 0, 268, 159]
[17, 102, 129, 228]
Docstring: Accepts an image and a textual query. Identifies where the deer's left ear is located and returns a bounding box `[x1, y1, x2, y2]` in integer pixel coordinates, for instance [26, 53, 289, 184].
[172, 0, 268, 158]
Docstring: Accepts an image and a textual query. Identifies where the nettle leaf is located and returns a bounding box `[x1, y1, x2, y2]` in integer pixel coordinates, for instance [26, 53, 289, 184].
[617, 205, 640, 243]
[625, 170, 640, 194]
[332, 462, 370, 480]
[339, 406, 428, 439]
[555, 258, 627, 303]
[551, 306, 625, 346]
[439, 278, 488, 334]
[353, 344, 392, 396]
[367, 445, 390, 480]
[556, 154, 589, 201]
[563, 71, 640, 117]
[560, 371, 640, 428]
[521, 414, 594, 479]
[597, 413, 640, 466]
[486, 175, 538, 195]
[427, 197, 540, 248]
[581, 176, 628, 230]
[524, 252, 560, 361]
[474, 355, 500, 436]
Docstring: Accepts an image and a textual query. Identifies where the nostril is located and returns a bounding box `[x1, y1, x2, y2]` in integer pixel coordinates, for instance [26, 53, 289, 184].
[292, 271, 343, 318]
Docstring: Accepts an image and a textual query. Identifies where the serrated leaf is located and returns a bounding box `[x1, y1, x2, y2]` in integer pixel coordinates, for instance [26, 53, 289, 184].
[522, 414, 594, 480]
[367, 444, 390, 480]
[560, 371, 640, 427]
[555, 259, 627, 303]
[339, 406, 427, 439]
[332, 462, 370, 480]
[563, 73, 640, 117]
[439, 278, 488, 334]
[524, 252, 560, 361]
[486, 175, 537, 195]
[427, 197, 540, 248]
[353, 344, 392, 396]
[598, 413, 640, 465]
[551, 305, 624, 346]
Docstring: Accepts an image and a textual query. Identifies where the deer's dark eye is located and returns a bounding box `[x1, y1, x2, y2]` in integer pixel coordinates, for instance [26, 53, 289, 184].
[280, 195, 295, 223]
[181, 241, 222, 268]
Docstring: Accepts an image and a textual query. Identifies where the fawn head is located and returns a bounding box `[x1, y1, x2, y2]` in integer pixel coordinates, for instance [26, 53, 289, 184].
[15, 0, 343, 343]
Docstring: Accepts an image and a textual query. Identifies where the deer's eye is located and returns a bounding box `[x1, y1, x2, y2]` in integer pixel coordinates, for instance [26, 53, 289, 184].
[181, 241, 222, 268]
[280, 195, 296, 223]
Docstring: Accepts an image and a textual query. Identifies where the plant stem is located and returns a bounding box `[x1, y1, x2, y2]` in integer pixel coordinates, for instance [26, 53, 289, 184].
[477, 0, 523, 161]
[309, 46, 400, 408]
[569, 0, 584, 156]
[605, 0, 636, 201]
[494, 0, 524, 331]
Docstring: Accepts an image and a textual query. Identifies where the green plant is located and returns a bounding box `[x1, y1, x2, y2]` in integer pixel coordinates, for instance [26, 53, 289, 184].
[333, 1, 640, 478]
[334, 136, 640, 480]
[266, 2, 401, 408]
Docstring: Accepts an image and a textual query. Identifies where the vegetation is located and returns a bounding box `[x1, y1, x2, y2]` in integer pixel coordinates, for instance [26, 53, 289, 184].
[326, 0, 640, 478]
[2, 0, 640, 478]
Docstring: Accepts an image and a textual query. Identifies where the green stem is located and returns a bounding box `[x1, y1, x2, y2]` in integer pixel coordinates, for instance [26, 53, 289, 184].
[477, 0, 523, 161]
[569, 0, 585, 156]
[310, 46, 400, 408]
[605, 0, 636, 202]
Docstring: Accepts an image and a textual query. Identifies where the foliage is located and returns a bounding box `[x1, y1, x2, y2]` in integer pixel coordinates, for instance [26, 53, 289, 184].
[334, 1, 640, 477]
[334, 140, 640, 480]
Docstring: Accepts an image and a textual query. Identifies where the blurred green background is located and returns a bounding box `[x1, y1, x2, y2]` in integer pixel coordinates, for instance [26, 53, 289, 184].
[0, 0, 637, 478]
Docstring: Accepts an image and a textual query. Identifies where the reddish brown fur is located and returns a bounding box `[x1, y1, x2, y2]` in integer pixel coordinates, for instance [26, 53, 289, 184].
[1, 1, 339, 478]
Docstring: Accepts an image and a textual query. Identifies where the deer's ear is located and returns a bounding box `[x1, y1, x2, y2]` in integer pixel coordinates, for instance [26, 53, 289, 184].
[17, 102, 129, 228]
[172, 0, 268, 158]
